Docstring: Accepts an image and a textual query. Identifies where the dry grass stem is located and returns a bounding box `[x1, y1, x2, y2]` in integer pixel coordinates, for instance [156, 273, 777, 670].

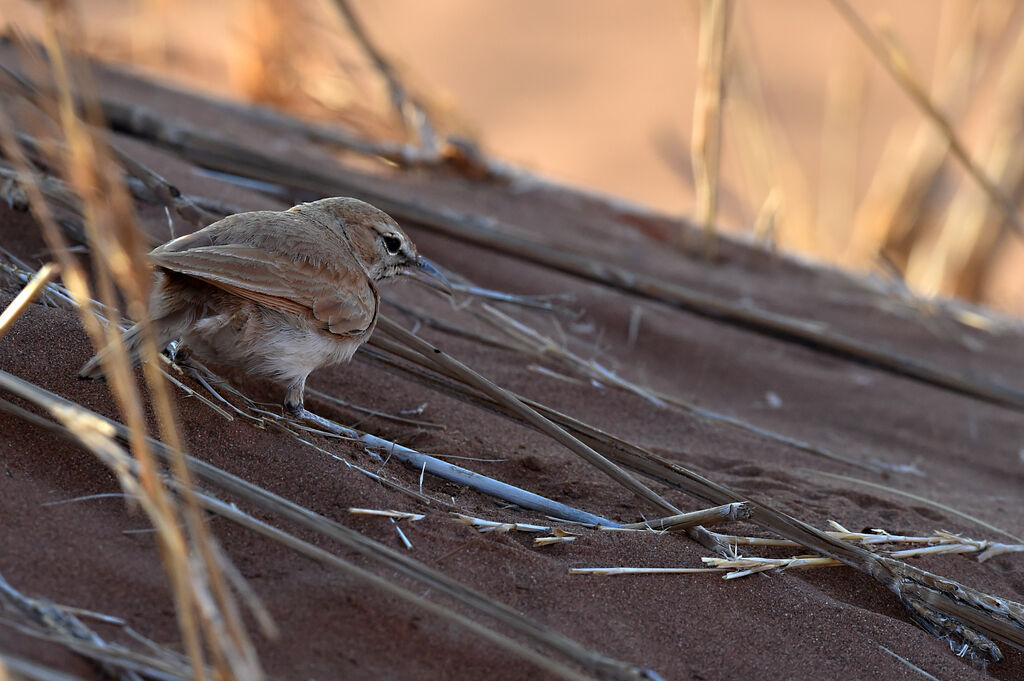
[816, 60, 864, 255]
[726, 17, 814, 252]
[298, 407, 617, 525]
[349, 508, 426, 521]
[0, 571, 197, 681]
[330, 0, 438, 157]
[474, 303, 666, 408]
[704, 554, 842, 578]
[2, 18, 259, 678]
[570, 567, 724, 576]
[718, 523, 1024, 561]
[0, 652, 91, 681]
[805, 469, 1023, 543]
[534, 531, 578, 547]
[375, 307, 872, 472]
[905, 15, 1024, 299]
[307, 386, 443, 430]
[574, 520, 1024, 580]
[453, 513, 550, 534]
[0, 261, 59, 341]
[846, 1, 983, 266]
[691, 0, 730, 254]
[827, 0, 1023, 237]
[392, 519, 413, 549]
[878, 645, 944, 681]
[375, 315, 681, 516]
[610, 502, 752, 532]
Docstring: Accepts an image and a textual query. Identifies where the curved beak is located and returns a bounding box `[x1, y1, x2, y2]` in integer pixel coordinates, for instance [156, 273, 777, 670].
[406, 256, 453, 295]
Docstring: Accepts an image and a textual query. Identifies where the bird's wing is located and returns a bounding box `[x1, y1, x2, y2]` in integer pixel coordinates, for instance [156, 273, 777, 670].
[150, 244, 376, 337]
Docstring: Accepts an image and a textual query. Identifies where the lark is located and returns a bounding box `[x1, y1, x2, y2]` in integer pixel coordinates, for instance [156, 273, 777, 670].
[80, 197, 448, 415]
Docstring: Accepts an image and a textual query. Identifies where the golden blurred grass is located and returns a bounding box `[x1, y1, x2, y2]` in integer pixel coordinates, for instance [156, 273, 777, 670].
[0, 6, 263, 678]
[5, 0, 1024, 313]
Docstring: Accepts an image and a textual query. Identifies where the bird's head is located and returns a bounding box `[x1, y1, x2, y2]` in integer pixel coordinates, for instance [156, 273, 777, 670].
[309, 197, 451, 292]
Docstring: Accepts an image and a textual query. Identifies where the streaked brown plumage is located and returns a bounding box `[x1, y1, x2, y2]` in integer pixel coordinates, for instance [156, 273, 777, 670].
[80, 197, 446, 413]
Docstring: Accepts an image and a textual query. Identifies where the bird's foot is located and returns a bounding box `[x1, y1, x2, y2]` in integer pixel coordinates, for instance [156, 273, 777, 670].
[284, 399, 304, 419]
[165, 340, 191, 364]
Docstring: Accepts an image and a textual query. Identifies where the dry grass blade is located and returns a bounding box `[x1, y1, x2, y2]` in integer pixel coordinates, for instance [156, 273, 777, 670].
[453, 513, 551, 534]
[804, 469, 1022, 543]
[691, 0, 730, 255]
[817, 59, 864, 255]
[905, 13, 1024, 299]
[717, 523, 1024, 561]
[535, 531, 578, 547]
[0, 164, 82, 217]
[0, 572, 194, 681]
[375, 315, 680, 516]
[349, 508, 426, 521]
[473, 302, 665, 407]
[305, 386, 443, 430]
[726, 15, 815, 252]
[0, 371, 664, 681]
[846, 0, 985, 265]
[575, 525, 1024, 578]
[1, 17, 259, 679]
[465, 301, 869, 470]
[878, 645, 943, 681]
[827, 0, 1023, 237]
[292, 407, 617, 526]
[703, 554, 841, 578]
[330, 0, 438, 156]
[355, 338, 1024, 657]
[0, 653, 91, 681]
[105, 143, 217, 229]
[570, 567, 724, 576]
[0, 261, 59, 342]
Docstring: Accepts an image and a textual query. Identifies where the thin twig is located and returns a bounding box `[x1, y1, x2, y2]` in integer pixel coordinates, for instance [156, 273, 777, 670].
[330, 0, 438, 156]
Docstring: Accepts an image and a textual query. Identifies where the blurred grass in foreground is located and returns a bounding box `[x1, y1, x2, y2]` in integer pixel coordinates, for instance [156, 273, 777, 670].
[4, 0, 1024, 314]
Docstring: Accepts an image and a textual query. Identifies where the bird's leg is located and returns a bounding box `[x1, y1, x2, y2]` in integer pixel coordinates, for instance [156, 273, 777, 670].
[284, 374, 308, 417]
[294, 407, 355, 439]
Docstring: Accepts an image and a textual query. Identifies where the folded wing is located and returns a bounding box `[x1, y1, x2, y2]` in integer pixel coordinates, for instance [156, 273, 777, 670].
[150, 244, 376, 337]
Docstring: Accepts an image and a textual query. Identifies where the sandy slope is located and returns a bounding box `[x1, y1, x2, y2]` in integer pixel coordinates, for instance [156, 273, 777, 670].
[1, 52, 1023, 680]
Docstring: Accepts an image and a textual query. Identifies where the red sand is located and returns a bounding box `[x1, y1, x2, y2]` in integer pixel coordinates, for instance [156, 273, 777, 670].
[1, 51, 1023, 681]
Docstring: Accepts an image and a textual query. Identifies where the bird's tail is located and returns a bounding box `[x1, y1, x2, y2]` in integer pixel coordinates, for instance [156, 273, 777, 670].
[78, 323, 146, 379]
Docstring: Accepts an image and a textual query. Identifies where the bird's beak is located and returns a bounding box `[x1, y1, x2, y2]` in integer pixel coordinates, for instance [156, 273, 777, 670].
[406, 256, 453, 295]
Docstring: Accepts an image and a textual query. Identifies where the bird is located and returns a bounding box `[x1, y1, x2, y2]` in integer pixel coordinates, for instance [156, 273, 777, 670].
[80, 197, 449, 416]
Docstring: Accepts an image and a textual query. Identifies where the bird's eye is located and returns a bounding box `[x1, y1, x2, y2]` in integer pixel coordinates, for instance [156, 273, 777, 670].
[382, 234, 402, 255]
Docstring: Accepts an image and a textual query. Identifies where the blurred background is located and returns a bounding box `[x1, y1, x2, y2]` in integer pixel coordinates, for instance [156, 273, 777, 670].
[4, 0, 1024, 313]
